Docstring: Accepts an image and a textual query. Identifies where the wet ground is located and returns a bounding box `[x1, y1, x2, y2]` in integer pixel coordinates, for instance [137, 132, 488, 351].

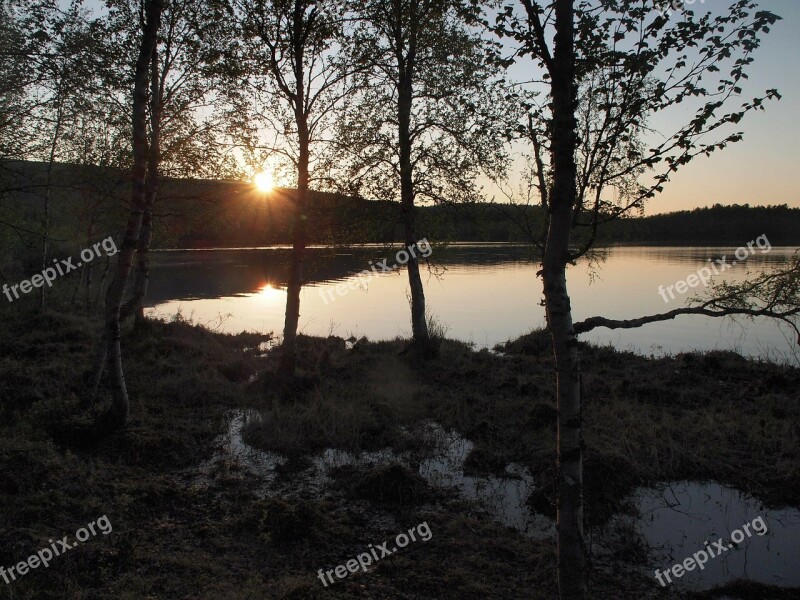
[2, 309, 798, 599]
[198, 409, 800, 595]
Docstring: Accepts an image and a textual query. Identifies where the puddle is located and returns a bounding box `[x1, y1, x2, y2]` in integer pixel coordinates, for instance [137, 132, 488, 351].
[189, 411, 800, 594]
[314, 447, 400, 471]
[619, 481, 800, 591]
[188, 409, 408, 500]
[189, 409, 286, 494]
[191, 410, 553, 536]
[418, 423, 553, 538]
[305, 422, 551, 538]
[257, 340, 278, 355]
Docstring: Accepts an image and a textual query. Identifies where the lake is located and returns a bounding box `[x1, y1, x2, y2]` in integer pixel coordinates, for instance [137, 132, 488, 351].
[144, 244, 800, 365]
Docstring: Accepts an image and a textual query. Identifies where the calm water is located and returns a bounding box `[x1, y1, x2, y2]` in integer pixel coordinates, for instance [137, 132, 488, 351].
[144, 244, 799, 364]
[628, 481, 800, 590]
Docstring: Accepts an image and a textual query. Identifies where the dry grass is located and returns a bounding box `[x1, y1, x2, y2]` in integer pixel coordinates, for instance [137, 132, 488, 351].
[0, 305, 797, 599]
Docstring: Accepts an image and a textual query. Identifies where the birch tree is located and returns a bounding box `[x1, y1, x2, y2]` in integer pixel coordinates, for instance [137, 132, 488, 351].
[493, 0, 785, 597]
[93, 0, 163, 430]
[34, 2, 101, 309]
[340, 0, 507, 356]
[0, 1, 32, 168]
[119, 0, 232, 323]
[0, 1, 102, 304]
[230, 0, 354, 376]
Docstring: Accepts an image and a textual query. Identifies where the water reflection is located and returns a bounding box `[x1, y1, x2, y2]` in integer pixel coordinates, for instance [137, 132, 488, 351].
[144, 244, 537, 305]
[628, 481, 800, 590]
[417, 422, 552, 538]
[193, 411, 552, 536]
[145, 245, 799, 362]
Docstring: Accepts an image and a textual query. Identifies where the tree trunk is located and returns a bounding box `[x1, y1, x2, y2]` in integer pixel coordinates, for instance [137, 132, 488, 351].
[92, 0, 162, 430]
[84, 212, 96, 310]
[123, 46, 161, 327]
[279, 154, 308, 376]
[397, 68, 430, 351]
[71, 263, 85, 306]
[279, 0, 310, 377]
[40, 93, 64, 311]
[544, 1, 585, 598]
[280, 157, 308, 376]
[93, 254, 110, 311]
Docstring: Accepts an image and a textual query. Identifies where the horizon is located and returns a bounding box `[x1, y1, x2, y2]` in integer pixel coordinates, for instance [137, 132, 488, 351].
[8, 157, 798, 218]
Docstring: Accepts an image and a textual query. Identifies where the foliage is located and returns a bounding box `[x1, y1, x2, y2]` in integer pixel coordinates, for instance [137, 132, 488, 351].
[334, 0, 510, 205]
[493, 0, 782, 255]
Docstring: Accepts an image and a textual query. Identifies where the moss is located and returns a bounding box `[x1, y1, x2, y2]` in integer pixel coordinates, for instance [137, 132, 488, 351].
[463, 447, 511, 477]
[253, 497, 318, 545]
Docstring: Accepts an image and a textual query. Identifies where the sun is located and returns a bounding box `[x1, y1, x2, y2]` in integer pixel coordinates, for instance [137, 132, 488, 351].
[253, 170, 274, 193]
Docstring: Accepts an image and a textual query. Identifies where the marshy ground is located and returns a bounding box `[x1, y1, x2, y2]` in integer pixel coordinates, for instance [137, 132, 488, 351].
[0, 306, 798, 599]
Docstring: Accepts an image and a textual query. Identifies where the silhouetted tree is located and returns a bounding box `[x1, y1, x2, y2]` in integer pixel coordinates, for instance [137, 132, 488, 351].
[231, 0, 355, 375]
[494, 0, 784, 596]
[93, 0, 163, 430]
[118, 0, 234, 323]
[0, 1, 103, 305]
[340, 0, 508, 355]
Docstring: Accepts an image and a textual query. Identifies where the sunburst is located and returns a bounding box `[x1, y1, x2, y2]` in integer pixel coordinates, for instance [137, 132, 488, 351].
[253, 171, 274, 193]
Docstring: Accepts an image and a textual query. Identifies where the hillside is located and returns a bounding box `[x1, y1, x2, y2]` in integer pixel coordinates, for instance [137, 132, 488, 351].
[1, 161, 798, 265]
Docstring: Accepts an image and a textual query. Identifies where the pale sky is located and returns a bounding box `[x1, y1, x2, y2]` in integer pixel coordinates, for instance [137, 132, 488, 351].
[640, 0, 800, 213]
[493, 0, 800, 215]
[77, 0, 798, 215]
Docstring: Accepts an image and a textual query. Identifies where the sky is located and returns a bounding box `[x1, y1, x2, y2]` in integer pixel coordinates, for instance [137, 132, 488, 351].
[77, 0, 799, 215]
[643, 0, 800, 213]
[493, 0, 800, 215]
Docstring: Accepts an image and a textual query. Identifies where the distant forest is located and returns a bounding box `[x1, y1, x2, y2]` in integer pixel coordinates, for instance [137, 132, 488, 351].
[599, 204, 800, 245]
[2, 161, 799, 271]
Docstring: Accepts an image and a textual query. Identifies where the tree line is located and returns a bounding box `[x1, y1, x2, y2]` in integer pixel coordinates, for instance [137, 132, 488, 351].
[4, 161, 798, 250]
